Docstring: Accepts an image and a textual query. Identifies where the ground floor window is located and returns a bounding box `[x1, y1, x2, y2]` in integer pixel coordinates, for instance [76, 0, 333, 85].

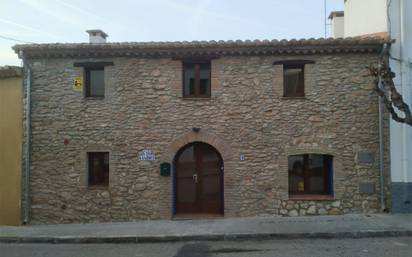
[288, 154, 333, 195]
[88, 152, 109, 186]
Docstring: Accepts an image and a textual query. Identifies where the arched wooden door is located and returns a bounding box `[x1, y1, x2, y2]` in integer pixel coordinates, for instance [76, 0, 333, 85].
[175, 142, 223, 216]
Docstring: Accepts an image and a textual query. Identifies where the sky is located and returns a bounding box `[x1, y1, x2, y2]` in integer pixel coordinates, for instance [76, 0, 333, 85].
[0, 0, 343, 66]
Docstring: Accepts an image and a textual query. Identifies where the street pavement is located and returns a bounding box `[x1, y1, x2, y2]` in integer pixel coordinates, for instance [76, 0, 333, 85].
[1, 237, 411, 257]
[1, 214, 411, 243]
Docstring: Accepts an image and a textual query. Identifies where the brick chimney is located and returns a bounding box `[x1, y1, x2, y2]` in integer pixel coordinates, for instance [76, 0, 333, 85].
[86, 29, 108, 43]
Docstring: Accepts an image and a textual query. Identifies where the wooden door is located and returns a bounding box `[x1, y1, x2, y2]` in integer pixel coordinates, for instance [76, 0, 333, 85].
[175, 142, 223, 215]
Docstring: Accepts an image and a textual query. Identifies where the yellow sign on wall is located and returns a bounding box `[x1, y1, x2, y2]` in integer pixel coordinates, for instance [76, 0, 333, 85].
[72, 77, 83, 93]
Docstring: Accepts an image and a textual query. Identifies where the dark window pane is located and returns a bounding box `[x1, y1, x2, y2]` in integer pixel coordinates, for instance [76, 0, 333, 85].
[284, 66, 304, 97]
[88, 152, 109, 186]
[183, 64, 195, 97]
[86, 68, 104, 97]
[189, 78, 195, 95]
[183, 62, 211, 98]
[288, 155, 305, 194]
[324, 155, 333, 194]
[308, 154, 325, 194]
[288, 154, 333, 195]
[199, 79, 207, 95]
[199, 63, 210, 96]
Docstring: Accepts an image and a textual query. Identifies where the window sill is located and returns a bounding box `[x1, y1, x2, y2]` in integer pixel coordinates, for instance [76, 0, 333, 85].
[288, 194, 334, 201]
[182, 97, 211, 100]
[281, 96, 306, 100]
[87, 185, 109, 190]
[85, 96, 105, 100]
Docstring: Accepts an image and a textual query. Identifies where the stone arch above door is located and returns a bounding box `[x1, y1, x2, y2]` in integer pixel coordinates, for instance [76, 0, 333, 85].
[162, 130, 234, 163]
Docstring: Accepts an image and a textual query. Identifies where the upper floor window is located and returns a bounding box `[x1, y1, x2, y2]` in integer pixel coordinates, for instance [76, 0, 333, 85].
[85, 67, 105, 97]
[273, 59, 315, 98]
[73, 61, 113, 98]
[88, 152, 109, 186]
[288, 154, 333, 196]
[283, 64, 304, 97]
[183, 61, 211, 98]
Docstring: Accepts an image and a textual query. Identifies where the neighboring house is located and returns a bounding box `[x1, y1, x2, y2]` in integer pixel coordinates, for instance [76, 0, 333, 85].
[343, 0, 388, 38]
[13, 32, 390, 224]
[330, 0, 412, 213]
[0, 66, 22, 225]
[328, 11, 344, 38]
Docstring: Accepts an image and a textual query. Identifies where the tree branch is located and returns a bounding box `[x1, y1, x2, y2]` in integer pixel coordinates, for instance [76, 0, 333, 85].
[369, 56, 412, 126]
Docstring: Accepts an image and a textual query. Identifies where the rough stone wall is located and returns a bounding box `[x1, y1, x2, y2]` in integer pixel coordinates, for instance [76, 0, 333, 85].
[25, 53, 390, 224]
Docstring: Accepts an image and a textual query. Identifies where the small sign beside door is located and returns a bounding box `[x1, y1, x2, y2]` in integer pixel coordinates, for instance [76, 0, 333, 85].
[138, 150, 155, 161]
[160, 162, 171, 176]
[72, 77, 83, 93]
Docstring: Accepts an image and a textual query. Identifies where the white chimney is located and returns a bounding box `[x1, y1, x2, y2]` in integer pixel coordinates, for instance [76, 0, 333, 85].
[328, 11, 344, 38]
[86, 29, 108, 43]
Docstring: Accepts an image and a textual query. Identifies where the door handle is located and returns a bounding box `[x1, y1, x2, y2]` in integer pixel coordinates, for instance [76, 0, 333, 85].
[193, 174, 198, 183]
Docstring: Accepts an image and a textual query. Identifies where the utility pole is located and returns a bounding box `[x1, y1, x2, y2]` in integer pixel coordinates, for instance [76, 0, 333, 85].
[324, 0, 327, 37]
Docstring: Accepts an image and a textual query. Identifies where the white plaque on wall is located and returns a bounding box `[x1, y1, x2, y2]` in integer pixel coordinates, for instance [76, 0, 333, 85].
[138, 150, 156, 161]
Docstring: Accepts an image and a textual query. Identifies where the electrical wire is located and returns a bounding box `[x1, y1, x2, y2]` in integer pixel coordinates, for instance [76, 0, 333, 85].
[387, 0, 392, 38]
[0, 35, 34, 44]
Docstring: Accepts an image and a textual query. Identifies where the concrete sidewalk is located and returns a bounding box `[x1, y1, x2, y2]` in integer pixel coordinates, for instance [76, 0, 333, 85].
[0, 214, 411, 243]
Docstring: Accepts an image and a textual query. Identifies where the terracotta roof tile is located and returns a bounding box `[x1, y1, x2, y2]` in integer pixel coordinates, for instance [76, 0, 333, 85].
[13, 37, 391, 59]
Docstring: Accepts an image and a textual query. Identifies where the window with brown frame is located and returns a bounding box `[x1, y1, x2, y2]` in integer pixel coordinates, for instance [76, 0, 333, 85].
[283, 64, 304, 97]
[288, 154, 333, 195]
[85, 67, 105, 97]
[88, 152, 109, 186]
[183, 62, 211, 98]
[74, 61, 113, 98]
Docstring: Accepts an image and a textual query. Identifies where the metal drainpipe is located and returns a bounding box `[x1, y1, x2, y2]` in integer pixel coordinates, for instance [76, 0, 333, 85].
[399, 0, 409, 203]
[21, 52, 32, 224]
[378, 44, 389, 212]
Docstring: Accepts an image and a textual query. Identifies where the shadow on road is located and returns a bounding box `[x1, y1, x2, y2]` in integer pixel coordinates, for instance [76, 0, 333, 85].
[173, 242, 265, 257]
[173, 243, 211, 257]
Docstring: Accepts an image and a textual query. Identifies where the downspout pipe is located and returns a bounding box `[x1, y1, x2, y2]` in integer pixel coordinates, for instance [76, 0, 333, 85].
[378, 43, 389, 212]
[21, 51, 32, 224]
[399, 0, 409, 204]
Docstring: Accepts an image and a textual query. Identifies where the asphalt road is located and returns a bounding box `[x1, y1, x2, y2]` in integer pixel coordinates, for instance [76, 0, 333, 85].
[1, 237, 411, 257]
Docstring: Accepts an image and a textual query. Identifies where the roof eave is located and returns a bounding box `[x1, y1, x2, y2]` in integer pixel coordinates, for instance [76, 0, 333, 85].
[13, 37, 391, 60]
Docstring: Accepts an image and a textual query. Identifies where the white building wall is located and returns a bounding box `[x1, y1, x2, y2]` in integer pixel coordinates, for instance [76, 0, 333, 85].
[344, 0, 388, 37]
[389, 0, 412, 183]
[342, 0, 412, 212]
[387, 0, 412, 212]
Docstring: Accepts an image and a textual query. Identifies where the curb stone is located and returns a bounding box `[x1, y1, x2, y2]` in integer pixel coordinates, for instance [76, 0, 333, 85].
[1, 230, 411, 244]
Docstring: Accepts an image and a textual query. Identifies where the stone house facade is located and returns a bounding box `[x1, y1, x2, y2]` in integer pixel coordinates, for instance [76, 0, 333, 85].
[14, 37, 390, 224]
